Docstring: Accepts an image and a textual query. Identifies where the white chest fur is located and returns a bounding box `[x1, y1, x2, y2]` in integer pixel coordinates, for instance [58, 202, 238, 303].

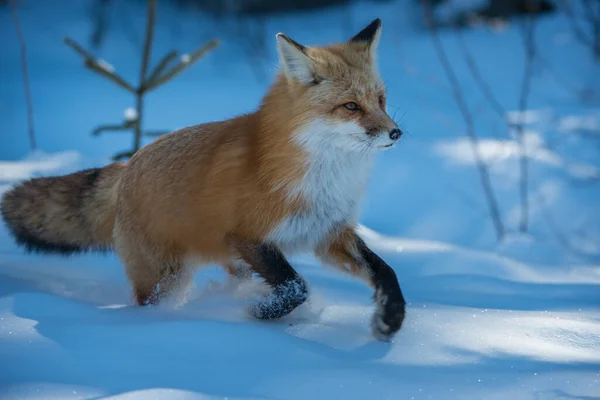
[267, 120, 374, 251]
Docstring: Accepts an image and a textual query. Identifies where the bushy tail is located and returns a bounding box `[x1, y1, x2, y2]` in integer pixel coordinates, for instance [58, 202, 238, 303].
[1, 162, 125, 255]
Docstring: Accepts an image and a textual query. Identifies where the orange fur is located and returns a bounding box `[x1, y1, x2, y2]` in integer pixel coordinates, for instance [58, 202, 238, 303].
[316, 226, 375, 285]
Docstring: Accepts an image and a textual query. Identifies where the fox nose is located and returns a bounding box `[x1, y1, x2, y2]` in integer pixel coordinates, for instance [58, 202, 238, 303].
[389, 128, 403, 141]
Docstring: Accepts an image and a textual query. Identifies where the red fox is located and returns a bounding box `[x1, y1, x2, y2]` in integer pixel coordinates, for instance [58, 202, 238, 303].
[1, 19, 405, 341]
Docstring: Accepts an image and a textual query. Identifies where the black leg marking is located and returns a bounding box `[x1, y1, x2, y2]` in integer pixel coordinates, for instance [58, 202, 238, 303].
[357, 238, 406, 341]
[233, 240, 308, 320]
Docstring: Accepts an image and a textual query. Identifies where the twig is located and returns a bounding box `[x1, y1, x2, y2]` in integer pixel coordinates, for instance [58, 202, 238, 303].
[581, 0, 600, 59]
[140, 0, 156, 84]
[581, 0, 600, 23]
[515, 15, 537, 233]
[424, 0, 505, 241]
[92, 122, 135, 136]
[89, 0, 112, 49]
[454, 31, 507, 121]
[132, 0, 157, 154]
[63, 36, 98, 59]
[145, 40, 219, 91]
[560, 0, 596, 53]
[146, 50, 178, 88]
[64, 37, 136, 92]
[9, 0, 36, 151]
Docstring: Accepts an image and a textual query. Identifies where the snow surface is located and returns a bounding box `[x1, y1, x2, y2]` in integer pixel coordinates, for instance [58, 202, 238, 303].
[1, 0, 600, 398]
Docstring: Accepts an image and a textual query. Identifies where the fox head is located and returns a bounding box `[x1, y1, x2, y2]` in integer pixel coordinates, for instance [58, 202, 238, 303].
[274, 18, 402, 152]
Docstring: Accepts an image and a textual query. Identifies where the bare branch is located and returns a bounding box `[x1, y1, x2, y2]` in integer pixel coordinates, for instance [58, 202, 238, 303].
[132, 92, 144, 153]
[92, 122, 135, 136]
[581, 0, 600, 58]
[454, 31, 507, 121]
[424, 0, 505, 241]
[140, 0, 156, 85]
[132, 0, 157, 154]
[559, 0, 597, 55]
[64, 37, 136, 93]
[145, 39, 219, 91]
[9, 0, 36, 151]
[581, 0, 600, 22]
[63, 36, 98, 59]
[146, 50, 179, 87]
[515, 14, 537, 233]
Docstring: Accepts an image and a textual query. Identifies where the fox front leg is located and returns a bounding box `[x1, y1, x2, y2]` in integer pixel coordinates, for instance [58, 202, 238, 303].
[317, 227, 406, 341]
[358, 241, 406, 341]
[231, 237, 309, 319]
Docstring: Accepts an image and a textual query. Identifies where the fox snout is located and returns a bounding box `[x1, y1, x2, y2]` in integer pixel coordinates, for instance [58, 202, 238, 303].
[389, 128, 402, 141]
[379, 128, 403, 149]
[367, 126, 402, 147]
[365, 119, 403, 149]
[359, 106, 403, 149]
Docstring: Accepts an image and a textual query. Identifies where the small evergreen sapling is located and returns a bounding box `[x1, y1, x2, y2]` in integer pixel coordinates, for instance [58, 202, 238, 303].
[64, 0, 219, 160]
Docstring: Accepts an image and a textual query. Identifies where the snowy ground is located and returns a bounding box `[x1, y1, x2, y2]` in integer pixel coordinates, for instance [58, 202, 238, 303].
[1, 174, 599, 398]
[1, 156, 598, 400]
[1, 0, 600, 398]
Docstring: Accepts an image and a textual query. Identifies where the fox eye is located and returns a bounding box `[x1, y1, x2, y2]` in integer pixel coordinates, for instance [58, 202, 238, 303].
[379, 95, 386, 108]
[344, 102, 360, 111]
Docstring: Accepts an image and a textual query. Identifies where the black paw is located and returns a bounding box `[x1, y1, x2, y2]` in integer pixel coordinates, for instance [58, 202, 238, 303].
[249, 278, 308, 320]
[371, 288, 406, 342]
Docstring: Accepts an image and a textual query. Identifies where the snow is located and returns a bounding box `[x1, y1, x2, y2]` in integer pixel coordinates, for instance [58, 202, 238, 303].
[96, 59, 116, 74]
[123, 107, 138, 122]
[0, 151, 80, 182]
[1, 0, 600, 398]
[433, 130, 600, 180]
[0, 202, 599, 398]
[180, 54, 191, 64]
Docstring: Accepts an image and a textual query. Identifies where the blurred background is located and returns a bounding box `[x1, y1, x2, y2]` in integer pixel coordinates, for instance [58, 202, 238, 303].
[1, 0, 599, 260]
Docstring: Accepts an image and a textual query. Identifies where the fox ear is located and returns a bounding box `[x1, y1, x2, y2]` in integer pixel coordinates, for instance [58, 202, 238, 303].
[276, 33, 318, 85]
[349, 18, 382, 59]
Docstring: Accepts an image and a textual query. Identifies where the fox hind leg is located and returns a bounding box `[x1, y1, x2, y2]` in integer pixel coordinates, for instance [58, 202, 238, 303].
[224, 258, 253, 280]
[126, 251, 190, 306]
[125, 252, 189, 306]
[114, 223, 190, 306]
